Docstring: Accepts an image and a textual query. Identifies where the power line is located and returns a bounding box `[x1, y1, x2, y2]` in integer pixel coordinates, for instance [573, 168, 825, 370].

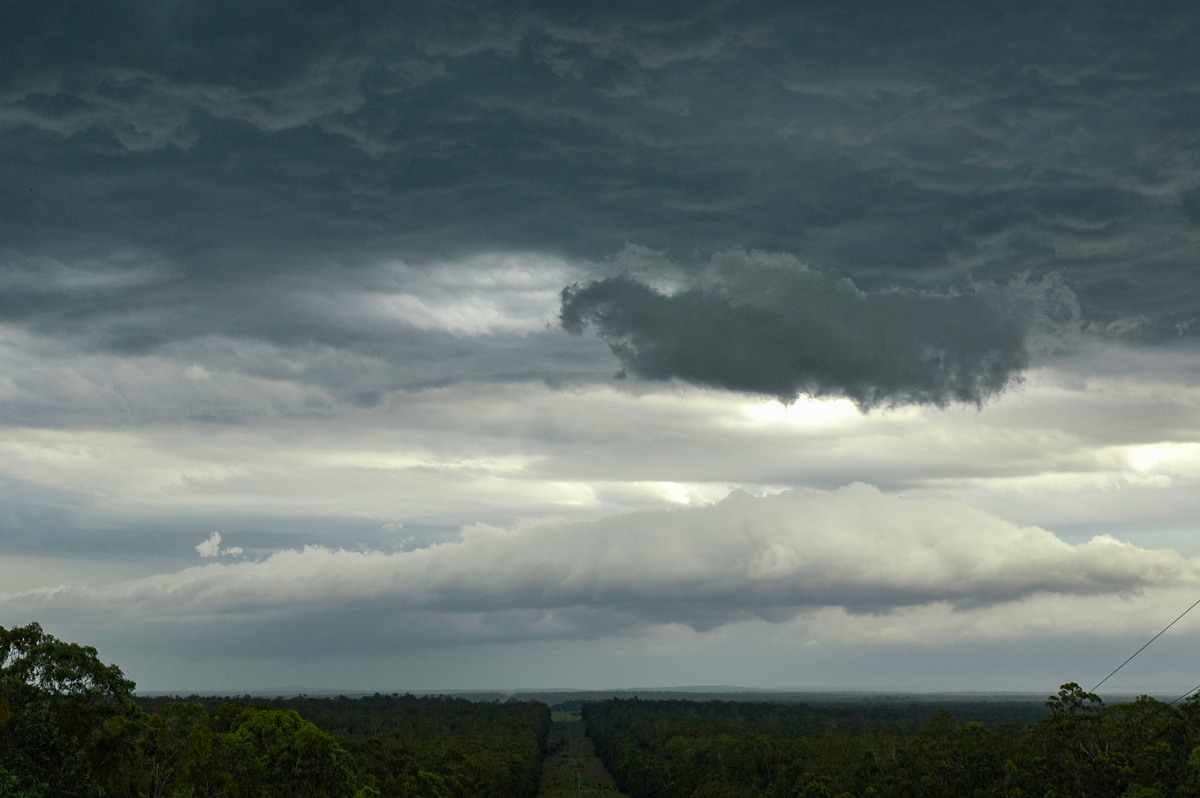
[1169, 681, 1200, 706]
[1090, 596, 1200, 694]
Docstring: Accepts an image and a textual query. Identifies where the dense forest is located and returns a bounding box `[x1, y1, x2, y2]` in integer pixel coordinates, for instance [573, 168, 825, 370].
[584, 691, 1200, 797]
[0, 623, 546, 797]
[7, 621, 1200, 797]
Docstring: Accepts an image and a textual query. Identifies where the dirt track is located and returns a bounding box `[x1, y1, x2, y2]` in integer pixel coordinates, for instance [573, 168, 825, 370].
[538, 715, 630, 797]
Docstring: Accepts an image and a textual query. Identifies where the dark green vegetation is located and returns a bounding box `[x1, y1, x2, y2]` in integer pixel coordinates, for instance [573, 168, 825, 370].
[584, 689, 1200, 798]
[8, 622, 1200, 798]
[1, 623, 547, 797]
[539, 714, 628, 797]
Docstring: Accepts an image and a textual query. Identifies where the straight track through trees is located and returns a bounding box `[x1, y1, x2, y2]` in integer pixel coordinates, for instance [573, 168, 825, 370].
[539, 714, 629, 798]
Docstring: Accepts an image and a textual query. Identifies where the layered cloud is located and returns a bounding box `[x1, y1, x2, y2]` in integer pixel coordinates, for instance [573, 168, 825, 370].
[3, 342, 1200, 547]
[4, 486, 1193, 654]
[4, 0, 1200, 350]
[5, 0, 1200, 692]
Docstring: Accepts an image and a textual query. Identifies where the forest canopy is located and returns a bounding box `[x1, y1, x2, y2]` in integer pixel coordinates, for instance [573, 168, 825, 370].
[0, 623, 547, 797]
[6, 622, 1200, 798]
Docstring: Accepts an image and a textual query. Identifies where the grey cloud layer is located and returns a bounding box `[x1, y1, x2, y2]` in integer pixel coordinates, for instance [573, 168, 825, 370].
[4, 486, 1190, 650]
[8, 2, 1200, 692]
[2, 0, 1200, 370]
[561, 253, 1078, 405]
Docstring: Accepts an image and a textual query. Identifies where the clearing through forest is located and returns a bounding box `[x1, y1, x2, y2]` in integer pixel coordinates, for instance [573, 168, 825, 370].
[538, 714, 630, 797]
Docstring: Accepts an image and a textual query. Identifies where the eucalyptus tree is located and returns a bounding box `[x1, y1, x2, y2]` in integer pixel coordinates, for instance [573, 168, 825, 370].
[0, 622, 143, 797]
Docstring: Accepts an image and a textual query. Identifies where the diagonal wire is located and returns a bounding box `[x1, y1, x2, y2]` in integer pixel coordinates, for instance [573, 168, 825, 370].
[1090, 596, 1200, 694]
[1169, 681, 1200, 706]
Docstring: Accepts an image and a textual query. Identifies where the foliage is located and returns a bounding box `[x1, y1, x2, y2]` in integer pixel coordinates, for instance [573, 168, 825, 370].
[583, 688, 1200, 798]
[0, 622, 141, 797]
[280, 694, 549, 798]
[227, 708, 355, 798]
[25, 620, 1200, 798]
[2, 623, 549, 798]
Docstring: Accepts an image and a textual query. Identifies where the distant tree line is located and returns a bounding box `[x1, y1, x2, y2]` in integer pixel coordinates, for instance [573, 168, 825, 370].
[583, 689, 1200, 797]
[1, 623, 548, 797]
[13, 620, 1200, 798]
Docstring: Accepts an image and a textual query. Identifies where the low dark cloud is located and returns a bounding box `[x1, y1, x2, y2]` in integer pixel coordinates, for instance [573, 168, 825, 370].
[561, 254, 1076, 406]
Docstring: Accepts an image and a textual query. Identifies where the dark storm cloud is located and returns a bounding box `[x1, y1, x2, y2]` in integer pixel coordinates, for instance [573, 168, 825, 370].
[561, 254, 1076, 406]
[2, 0, 1200, 368]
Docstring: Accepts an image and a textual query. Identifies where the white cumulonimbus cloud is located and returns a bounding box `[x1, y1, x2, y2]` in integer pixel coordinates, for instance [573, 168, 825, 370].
[6, 485, 1194, 651]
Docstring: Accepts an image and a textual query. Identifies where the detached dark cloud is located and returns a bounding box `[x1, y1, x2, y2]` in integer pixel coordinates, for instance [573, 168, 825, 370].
[561, 252, 1077, 406]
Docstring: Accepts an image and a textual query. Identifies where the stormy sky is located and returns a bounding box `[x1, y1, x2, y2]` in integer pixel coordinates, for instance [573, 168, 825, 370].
[4, 0, 1200, 695]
